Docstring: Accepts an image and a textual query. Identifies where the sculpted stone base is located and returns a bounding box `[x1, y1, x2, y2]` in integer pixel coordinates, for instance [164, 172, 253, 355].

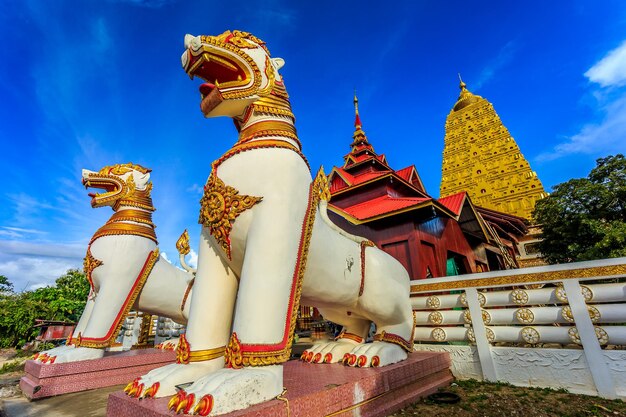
[107, 352, 452, 417]
[20, 348, 175, 400]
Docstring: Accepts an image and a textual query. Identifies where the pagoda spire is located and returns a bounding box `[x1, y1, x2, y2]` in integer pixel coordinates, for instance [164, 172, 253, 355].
[354, 91, 362, 129]
[453, 75, 481, 112]
[351, 92, 371, 149]
[342, 92, 380, 168]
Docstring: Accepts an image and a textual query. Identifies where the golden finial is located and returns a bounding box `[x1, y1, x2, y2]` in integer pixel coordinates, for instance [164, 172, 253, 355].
[458, 73, 467, 90]
[353, 90, 362, 129]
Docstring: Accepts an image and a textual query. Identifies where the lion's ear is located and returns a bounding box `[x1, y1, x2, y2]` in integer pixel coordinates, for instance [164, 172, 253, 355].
[272, 57, 285, 70]
[135, 172, 150, 184]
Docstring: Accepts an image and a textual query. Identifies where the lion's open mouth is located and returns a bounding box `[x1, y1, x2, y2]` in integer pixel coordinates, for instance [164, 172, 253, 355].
[82, 178, 122, 207]
[185, 51, 247, 114]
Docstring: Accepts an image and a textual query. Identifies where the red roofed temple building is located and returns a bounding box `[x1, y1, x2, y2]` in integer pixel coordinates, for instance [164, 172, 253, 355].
[326, 96, 525, 279]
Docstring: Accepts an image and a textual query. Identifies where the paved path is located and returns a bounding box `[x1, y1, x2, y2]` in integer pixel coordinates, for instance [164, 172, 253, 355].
[2, 384, 122, 417]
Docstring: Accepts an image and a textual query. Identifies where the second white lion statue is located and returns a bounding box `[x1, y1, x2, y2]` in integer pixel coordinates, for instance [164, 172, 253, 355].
[35, 163, 194, 365]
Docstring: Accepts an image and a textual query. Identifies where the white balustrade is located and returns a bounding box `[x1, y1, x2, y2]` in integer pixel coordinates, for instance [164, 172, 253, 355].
[410, 257, 626, 399]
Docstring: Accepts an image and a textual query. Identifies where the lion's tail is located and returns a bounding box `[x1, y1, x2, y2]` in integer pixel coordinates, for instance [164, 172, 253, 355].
[318, 200, 371, 245]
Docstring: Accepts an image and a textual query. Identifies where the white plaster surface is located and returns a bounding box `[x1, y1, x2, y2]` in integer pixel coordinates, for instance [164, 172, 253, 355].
[413, 344, 482, 380]
[414, 344, 626, 399]
[491, 347, 598, 396]
[604, 350, 626, 398]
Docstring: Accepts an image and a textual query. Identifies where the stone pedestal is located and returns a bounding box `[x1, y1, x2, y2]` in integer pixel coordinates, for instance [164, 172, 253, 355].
[20, 348, 175, 400]
[107, 351, 452, 417]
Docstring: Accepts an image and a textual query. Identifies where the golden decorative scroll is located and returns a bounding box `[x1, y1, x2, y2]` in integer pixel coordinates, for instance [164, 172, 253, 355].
[176, 334, 191, 364]
[198, 172, 262, 260]
[176, 229, 191, 256]
[83, 247, 103, 292]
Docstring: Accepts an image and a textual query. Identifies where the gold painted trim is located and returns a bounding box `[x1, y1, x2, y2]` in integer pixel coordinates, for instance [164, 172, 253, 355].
[107, 209, 155, 227]
[410, 264, 626, 293]
[239, 120, 296, 141]
[188, 346, 226, 362]
[91, 222, 157, 245]
[335, 331, 364, 344]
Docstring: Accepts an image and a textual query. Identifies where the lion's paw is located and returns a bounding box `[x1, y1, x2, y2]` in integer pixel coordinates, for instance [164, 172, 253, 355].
[300, 340, 362, 364]
[166, 365, 282, 416]
[128, 361, 221, 399]
[39, 346, 104, 364]
[155, 338, 179, 351]
[342, 341, 407, 368]
[33, 345, 72, 363]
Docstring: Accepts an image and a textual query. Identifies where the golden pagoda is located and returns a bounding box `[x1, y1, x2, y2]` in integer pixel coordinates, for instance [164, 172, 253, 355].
[439, 77, 548, 220]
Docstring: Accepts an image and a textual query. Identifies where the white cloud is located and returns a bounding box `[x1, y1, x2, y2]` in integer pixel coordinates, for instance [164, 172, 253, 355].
[160, 251, 172, 263]
[0, 240, 85, 259]
[0, 227, 47, 239]
[2, 227, 46, 234]
[0, 255, 82, 292]
[187, 249, 198, 269]
[537, 94, 626, 162]
[585, 40, 626, 87]
[474, 40, 517, 90]
[537, 40, 626, 162]
[0, 239, 84, 290]
[186, 183, 204, 195]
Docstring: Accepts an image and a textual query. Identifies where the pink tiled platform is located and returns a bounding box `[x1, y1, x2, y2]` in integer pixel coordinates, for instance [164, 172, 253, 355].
[107, 351, 452, 417]
[20, 348, 176, 400]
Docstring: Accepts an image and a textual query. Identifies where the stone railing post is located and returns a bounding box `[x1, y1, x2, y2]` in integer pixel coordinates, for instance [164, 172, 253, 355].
[562, 279, 617, 399]
[465, 287, 497, 381]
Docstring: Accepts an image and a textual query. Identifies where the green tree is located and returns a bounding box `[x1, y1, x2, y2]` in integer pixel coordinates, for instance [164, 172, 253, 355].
[0, 275, 13, 294]
[29, 269, 90, 322]
[533, 154, 626, 264]
[0, 269, 89, 347]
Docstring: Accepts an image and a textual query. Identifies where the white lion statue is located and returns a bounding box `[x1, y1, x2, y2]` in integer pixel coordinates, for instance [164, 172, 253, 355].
[129, 31, 415, 416]
[34, 163, 194, 365]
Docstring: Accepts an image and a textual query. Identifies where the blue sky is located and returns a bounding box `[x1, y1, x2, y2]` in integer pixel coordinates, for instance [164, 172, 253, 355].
[1, 0, 626, 291]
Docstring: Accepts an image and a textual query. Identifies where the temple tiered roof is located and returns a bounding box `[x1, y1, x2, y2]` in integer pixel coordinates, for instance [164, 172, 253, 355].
[328, 95, 500, 242]
[326, 94, 527, 276]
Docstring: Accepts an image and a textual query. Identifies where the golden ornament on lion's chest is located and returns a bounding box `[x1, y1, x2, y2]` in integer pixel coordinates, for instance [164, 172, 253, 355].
[199, 171, 262, 259]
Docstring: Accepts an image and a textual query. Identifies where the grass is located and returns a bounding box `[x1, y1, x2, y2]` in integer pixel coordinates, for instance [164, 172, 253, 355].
[389, 379, 626, 417]
[0, 360, 24, 375]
